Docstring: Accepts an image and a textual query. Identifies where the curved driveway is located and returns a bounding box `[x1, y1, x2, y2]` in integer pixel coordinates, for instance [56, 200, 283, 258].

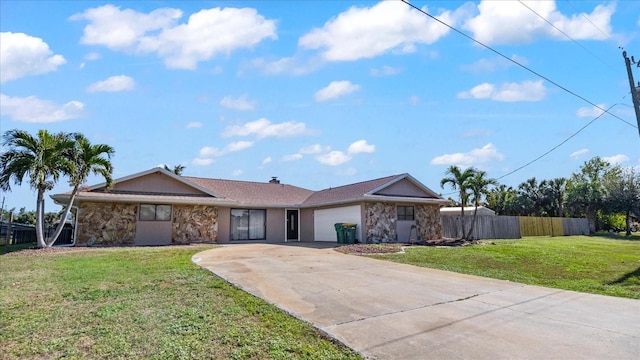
[193, 244, 640, 360]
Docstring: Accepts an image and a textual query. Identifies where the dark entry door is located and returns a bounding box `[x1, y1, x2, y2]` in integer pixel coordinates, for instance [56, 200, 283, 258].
[286, 210, 299, 241]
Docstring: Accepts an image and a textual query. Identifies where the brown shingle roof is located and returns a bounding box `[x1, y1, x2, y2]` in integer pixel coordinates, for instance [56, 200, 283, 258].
[184, 177, 314, 206]
[302, 174, 402, 205]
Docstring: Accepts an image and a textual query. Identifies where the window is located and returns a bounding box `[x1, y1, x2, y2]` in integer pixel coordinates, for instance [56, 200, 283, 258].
[397, 206, 415, 221]
[231, 209, 266, 240]
[140, 204, 172, 221]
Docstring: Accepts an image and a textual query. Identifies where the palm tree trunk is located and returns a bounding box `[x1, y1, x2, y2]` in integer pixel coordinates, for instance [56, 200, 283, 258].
[460, 207, 466, 240]
[46, 186, 78, 247]
[35, 190, 46, 248]
[466, 205, 479, 240]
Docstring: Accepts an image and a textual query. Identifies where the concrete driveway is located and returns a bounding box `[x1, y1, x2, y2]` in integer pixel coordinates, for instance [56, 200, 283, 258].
[193, 244, 640, 360]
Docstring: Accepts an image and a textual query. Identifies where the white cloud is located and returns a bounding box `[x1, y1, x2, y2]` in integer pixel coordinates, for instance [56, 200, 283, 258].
[576, 104, 606, 118]
[298, 1, 464, 61]
[299, 144, 328, 154]
[316, 150, 352, 166]
[0, 94, 84, 123]
[71, 5, 277, 69]
[458, 80, 546, 102]
[262, 156, 272, 164]
[0, 32, 66, 83]
[570, 149, 590, 159]
[430, 143, 505, 167]
[281, 154, 303, 162]
[347, 140, 375, 154]
[199, 146, 222, 158]
[464, 1, 614, 45]
[193, 141, 253, 166]
[603, 154, 629, 165]
[314, 81, 360, 102]
[222, 118, 311, 138]
[251, 56, 321, 76]
[226, 141, 254, 152]
[370, 65, 402, 76]
[86, 75, 135, 93]
[186, 121, 202, 129]
[192, 158, 214, 166]
[220, 95, 255, 111]
[232, 169, 243, 177]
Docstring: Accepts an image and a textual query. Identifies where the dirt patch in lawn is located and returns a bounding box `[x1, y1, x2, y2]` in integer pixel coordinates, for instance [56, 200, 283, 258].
[335, 239, 481, 255]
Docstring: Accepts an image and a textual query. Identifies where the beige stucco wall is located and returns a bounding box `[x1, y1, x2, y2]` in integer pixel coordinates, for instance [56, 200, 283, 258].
[76, 202, 138, 246]
[299, 208, 315, 242]
[172, 205, 218, 244]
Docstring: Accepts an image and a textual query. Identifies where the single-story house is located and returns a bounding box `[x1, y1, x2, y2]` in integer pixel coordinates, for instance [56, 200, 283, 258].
[51, 167, 450, 246]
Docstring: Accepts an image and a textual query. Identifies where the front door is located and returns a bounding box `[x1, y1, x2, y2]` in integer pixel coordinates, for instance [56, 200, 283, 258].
[286, 209, 299, 242]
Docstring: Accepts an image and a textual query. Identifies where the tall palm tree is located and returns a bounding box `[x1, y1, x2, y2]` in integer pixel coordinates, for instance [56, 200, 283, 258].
[48, 134, 114, 246]
[440, 166, 476, 240]
[466, 170, 498, 240]
[0, 129, 75, 248]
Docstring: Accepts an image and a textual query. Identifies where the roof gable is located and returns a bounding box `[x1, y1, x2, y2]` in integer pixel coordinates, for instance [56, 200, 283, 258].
[303, 174, 445, 207]
[371, 174, 441, 198]
[90, 167, 222, 197]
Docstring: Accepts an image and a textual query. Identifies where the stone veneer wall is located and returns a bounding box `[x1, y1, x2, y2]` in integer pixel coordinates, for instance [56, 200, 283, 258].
[365, 202, 397, 243]
[77, 202, 138, 246]
[415, 204, 442, 240]
[172, 205, 218, 244]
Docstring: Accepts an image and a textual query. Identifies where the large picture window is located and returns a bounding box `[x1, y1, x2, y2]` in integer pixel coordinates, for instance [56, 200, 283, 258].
[231, 209, 266, 240]
[140, 204, 172, 221]
[397, 206, 415, 221]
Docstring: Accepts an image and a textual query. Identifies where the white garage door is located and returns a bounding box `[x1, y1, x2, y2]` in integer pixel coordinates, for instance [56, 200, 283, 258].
[314, 205, 361, 242]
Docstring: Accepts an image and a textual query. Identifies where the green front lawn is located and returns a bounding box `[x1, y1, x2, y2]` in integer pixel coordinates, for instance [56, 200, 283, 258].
[370, 235, 640, 299]
[0, 246, 360, 360]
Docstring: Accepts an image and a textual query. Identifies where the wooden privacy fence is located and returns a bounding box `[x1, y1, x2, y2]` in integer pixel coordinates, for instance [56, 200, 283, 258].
[441, 215, 590, 240]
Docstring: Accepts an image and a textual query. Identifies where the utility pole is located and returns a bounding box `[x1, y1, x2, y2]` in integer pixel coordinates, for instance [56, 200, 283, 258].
[622, 50, 640, 138]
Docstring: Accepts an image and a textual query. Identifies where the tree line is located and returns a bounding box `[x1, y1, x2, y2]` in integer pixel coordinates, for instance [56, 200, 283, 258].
[1, 129, 114, 248]
[441, 157, 640, 238]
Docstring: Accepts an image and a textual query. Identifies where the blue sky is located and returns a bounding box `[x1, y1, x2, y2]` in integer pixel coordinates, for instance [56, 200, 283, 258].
[1, 0, 639, 213]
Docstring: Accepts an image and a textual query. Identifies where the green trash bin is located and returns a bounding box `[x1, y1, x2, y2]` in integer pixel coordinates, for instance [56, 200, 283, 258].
[334, 223, 345, 244]
[342, 223, 357, 244]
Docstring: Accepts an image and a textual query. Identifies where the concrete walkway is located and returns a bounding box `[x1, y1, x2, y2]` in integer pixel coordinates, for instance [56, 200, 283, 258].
[193, 244, 640, 360]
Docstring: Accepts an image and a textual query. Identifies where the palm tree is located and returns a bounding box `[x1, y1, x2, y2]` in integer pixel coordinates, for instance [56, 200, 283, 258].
[48, 134, 114, 246]
[466, 170, 498, 240]
[0, 129, 75, 248]
[440, 166, 476, 240]
[164, 164, 186, 175]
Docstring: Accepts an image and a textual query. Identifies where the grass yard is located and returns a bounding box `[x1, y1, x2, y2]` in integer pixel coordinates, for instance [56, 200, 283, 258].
[370, 235, 640, 299]
[0, 246, 360, 360]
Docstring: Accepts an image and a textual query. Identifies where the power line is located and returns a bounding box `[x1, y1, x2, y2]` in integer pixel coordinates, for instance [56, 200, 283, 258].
[566, 0, 612, 41]
[400, 0, 637, 130]
[495, 103, 620, 181]
[517, 0, 614, 72]
[437, 103, 621, 197]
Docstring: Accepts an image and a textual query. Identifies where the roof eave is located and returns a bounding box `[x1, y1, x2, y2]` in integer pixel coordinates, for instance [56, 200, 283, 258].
[50, 193, 236, 207]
